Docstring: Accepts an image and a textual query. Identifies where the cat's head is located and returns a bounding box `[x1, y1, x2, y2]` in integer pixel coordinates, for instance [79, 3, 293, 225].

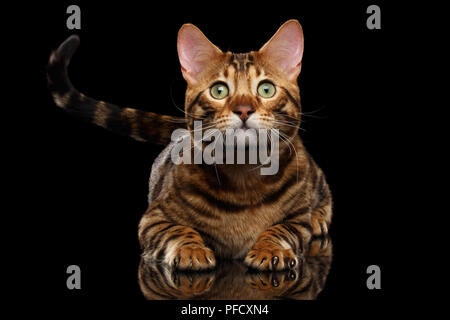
[177, 20, 304, 144]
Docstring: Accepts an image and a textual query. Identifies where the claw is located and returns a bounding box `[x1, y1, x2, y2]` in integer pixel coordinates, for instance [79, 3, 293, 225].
[272, 256, 279, 267]
[289, 259, 296, 268]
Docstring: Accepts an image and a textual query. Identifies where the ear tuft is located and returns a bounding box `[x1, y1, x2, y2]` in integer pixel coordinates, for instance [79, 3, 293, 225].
[259, 20, 304, 80]
[177, 24, 222, 84]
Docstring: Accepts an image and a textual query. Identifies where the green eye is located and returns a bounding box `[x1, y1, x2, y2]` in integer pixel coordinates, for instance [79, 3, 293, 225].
[257, 82, 276, 98]
[210, 83, 229, 100]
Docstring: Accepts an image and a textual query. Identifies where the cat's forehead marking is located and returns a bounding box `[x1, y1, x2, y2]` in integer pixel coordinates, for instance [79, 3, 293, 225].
[229, 53, 254, 72]
[227, 52, 264, 80]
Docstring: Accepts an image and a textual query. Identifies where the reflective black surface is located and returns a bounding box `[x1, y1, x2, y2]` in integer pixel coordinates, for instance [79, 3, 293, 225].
[139, 237, 332, 300]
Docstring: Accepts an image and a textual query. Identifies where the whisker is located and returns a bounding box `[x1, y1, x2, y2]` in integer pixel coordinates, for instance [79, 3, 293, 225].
[169, 82, 214, 120]
[301, 105, 328, 118]
[273, 111, 301, 121]
[271, 120, 301, 129]
[182, 128, 220, 154]
[273, 129, 299, 182]
[271, 120, 305, 132]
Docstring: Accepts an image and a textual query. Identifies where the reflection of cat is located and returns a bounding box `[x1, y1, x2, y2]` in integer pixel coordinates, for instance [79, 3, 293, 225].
[48, 20, 332, 271]
[138, 237, 332, 300]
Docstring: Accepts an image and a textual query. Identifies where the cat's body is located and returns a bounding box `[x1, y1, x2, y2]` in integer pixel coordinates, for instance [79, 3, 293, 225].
[48, 20, 332, 271]
[146, 134, 329, 261]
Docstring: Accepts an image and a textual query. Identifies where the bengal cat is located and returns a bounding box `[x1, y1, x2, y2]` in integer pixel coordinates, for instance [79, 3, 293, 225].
[47, 20, 332, 271]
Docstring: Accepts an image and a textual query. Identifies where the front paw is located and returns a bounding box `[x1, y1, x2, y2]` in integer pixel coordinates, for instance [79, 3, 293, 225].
[244, 246, 298, 271]
[311, 216, 328, 236]
[169, 245, 216, 270]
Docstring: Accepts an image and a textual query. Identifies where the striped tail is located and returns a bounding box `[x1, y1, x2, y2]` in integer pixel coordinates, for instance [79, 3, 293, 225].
[47, 35, 186, 145]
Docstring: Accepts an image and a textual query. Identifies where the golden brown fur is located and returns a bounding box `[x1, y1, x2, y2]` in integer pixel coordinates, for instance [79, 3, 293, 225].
[138, 21, 332, 270]
[48, 20, 332, 272]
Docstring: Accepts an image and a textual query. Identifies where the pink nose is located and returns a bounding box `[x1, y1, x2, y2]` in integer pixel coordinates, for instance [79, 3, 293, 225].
[233, 106, 255, 121]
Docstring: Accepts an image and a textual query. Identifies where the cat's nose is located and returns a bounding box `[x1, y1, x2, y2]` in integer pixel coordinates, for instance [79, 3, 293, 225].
[233, 106, 255, 121]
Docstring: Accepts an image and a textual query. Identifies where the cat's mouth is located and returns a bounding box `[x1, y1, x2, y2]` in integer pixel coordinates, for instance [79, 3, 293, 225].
[238, 119, 260, 131]
[239, 124, 249, 131]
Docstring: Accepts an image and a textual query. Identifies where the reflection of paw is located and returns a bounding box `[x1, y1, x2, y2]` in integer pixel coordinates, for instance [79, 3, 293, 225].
[307, 236, 330, 257]
[311, 216, 328, 236]
[244, 247, 298, 271]
[246, 269, 298, 291]
[170, 272, 216, 296]
[169, 245, 216, 270]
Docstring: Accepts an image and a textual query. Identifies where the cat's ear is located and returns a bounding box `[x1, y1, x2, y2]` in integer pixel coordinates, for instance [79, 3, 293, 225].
[259, 20, 304, 81]
[177, 24, 222, 84]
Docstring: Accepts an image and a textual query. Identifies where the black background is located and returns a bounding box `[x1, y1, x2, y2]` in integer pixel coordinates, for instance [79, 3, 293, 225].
[11, 0, 412, 314]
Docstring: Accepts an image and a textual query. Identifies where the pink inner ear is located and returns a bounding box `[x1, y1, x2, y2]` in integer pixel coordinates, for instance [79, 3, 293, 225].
[177, 24, 222, 83]
[260, 20, 304, 80]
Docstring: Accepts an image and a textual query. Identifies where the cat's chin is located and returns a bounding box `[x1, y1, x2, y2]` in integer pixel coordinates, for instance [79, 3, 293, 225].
[233, 128, 259, 148]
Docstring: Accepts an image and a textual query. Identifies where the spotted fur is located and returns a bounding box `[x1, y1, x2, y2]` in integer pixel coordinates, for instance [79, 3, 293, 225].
[48, 20, 333, 272]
